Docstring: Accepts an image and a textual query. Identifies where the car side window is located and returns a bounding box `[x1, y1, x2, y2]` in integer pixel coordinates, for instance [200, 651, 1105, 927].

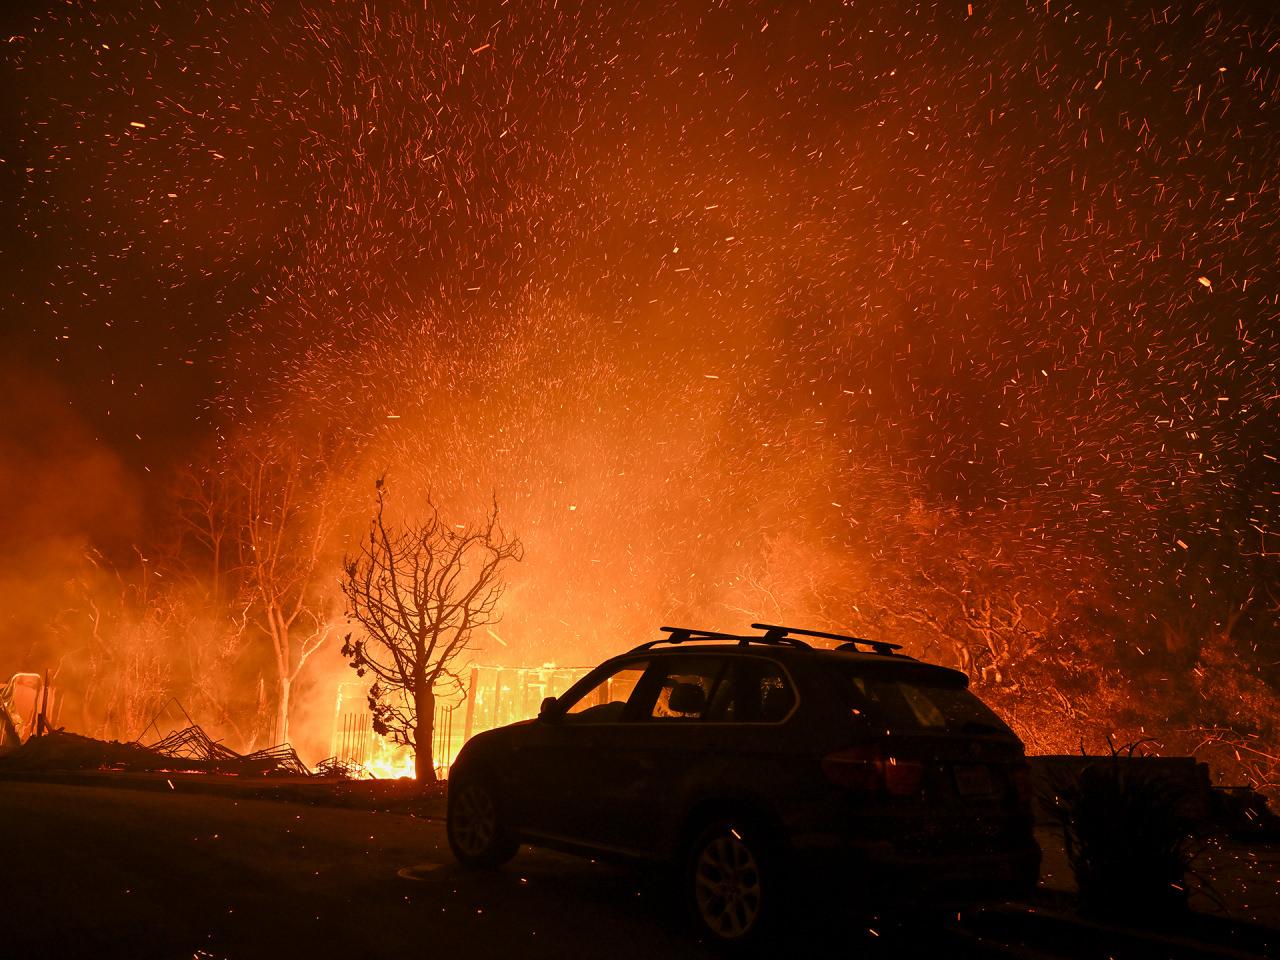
[639, 658, 727, 721]
[704, 658, 796, 723]
[561, 661, 648, 723]
[753, 661, 797, 722]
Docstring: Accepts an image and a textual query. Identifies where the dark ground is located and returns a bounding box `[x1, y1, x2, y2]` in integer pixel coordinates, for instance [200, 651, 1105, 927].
[0, 781, 1275, 959]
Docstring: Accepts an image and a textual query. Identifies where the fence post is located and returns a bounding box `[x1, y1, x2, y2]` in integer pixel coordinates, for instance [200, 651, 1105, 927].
[462, 667, 478, 742]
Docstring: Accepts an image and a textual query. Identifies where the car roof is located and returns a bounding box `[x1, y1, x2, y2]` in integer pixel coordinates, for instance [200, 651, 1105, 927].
[610, 642, 971, 686]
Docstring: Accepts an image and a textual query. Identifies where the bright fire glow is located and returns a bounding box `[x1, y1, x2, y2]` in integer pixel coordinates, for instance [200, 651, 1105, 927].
[361, 738, 418, 781]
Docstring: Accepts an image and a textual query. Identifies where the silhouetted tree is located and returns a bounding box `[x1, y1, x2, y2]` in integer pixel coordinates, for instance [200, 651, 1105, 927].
[341, 482, 522, 783]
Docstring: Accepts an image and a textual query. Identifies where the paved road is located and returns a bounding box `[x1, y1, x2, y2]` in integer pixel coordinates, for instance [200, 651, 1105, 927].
[0, 782, 975, 960]
[5, 782, 1272, 960]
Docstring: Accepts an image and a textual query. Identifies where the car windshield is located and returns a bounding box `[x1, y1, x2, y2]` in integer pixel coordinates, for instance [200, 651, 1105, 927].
[562, 662, 648, 723]
[836, 670, 1013, 736]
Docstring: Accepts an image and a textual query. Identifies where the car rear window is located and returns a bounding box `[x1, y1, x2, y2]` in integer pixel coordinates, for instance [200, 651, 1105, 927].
[836, 670, 1012, 736]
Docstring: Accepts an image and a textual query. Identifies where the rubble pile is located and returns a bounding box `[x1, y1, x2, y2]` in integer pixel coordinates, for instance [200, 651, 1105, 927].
[0, 730, 169, 772]
[150, 724, 242, 764]
[313, 756, 363, 779]
[0, 726, 311, 778]
[239, 742, 310, 777]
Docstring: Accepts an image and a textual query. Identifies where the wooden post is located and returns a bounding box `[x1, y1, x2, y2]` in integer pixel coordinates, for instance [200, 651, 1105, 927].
[34, 670, 51, 737]
[462, 666, 478, 743]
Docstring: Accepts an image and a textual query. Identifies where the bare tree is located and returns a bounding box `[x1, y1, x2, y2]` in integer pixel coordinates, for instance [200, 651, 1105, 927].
[341, 482, 522, 783]
[858, 499, 1094, 690]
[174, 460, 236, 608]
[168, 460, 261, 749]
[67, 550, 175, 741]
[234, 446, 337, 745]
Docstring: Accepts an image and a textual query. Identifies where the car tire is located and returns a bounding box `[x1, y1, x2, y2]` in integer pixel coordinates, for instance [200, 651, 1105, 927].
[685, 818, 776, 947]
[447, 777, 518, 867]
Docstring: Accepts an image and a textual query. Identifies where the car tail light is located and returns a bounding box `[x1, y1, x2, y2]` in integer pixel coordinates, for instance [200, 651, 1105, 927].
[822, 745, 883, 792]
[822, 745, 923, 795]
[883, 756, 925, 795]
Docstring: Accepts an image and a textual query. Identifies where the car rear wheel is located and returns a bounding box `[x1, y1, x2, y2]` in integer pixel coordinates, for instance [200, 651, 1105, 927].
[447, 778, 518, 867]
[686, 820, 773, 946]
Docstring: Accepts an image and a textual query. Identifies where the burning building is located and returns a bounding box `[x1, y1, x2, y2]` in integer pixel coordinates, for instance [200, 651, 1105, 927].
[330, 664, 592, 779]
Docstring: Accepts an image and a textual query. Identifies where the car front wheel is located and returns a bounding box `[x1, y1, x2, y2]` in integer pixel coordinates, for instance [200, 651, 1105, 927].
[447, 778, 518, 867]
[686, 820, 774, 945]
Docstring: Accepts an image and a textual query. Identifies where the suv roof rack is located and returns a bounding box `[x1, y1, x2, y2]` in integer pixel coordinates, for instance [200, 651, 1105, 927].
[629, 626, 813, 653]
[751, 623, 902, 656]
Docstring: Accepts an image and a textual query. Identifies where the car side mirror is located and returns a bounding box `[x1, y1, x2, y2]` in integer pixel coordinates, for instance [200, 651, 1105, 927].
[539, 696, 561, 722]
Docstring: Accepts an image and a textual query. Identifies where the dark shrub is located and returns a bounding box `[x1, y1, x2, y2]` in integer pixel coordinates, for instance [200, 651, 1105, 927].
[1048, 744, 1197, 919]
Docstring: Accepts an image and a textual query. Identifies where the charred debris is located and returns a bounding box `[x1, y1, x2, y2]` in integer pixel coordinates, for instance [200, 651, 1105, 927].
[0, 698, 313, 778]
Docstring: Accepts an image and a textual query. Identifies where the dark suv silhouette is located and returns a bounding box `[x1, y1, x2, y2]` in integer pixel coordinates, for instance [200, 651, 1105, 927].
[447, 624, 1040, 944]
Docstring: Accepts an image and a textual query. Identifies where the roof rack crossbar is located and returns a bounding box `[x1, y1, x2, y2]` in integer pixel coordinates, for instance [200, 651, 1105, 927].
[629, 626, 812, 653]
[659, 626, 750, 642]
[751, 623, 902, 655]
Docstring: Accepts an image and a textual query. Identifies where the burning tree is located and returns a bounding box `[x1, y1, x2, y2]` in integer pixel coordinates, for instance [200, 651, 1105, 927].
[341, 482, 522, 783]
